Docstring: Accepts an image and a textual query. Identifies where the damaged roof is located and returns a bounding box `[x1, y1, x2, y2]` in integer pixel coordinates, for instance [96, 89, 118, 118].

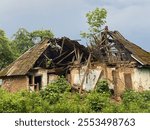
[0, 39, 50, 77]
[0, 30, 149, 78]
[0, 37, 89, 77]
[109, 31, 150, 66]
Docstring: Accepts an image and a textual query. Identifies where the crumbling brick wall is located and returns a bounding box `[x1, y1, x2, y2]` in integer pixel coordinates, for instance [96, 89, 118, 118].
[1, 76, 28, 92]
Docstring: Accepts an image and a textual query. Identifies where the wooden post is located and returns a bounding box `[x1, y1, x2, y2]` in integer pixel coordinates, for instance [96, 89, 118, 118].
[79, 53, 91, 94]
[31, 75, 35, 91]
[112, 69, 121, 101]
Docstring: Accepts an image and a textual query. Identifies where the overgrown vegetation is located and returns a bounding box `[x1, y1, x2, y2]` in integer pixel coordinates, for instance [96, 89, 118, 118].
[96, 80, 110, 93]
[80, 7, 107, 46]
[0, 28, 54, 69]
[0, 78, 150, 113]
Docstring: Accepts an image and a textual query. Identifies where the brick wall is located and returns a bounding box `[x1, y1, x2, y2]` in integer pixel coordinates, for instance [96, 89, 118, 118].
[2, 76, 28, 92]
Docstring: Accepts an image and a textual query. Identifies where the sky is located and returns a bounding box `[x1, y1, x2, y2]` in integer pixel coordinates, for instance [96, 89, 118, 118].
[0, 0, 150, 51]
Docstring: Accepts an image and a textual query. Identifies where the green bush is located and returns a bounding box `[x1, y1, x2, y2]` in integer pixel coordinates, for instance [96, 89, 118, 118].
[49, 92, 91, 113]
[40, 76, 70, 104]
[40, 90, 60, 104]
[141, 91, 150, 102]
[122, 90, 142, 104]
[96, 80, 110, 93]
[122, 90, 150, 112]
[0, 85, 150, 113]
[0, 89, 51, 113]
[46, 76, 70, 93]
[86, 92, 110, 112]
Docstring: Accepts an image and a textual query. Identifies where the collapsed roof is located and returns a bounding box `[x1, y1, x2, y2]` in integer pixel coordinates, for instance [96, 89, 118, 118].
[110, 31, 150, 65]
[90, 29, 150, 66]
[0, 37, 89, 77]
[0, 29, 150, 78]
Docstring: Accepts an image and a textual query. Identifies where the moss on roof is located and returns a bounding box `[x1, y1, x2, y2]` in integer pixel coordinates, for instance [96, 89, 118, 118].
[109, 31, 150, 65]
[0, 39, 50, 77]
[0, 37, 89, 77]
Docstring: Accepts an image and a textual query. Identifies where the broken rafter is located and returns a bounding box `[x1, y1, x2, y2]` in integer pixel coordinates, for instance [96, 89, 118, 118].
[79, 53, 83, 64]
[53, 51, 67, 61]
[72, 56, 75, 63]
[76, 49, 81, 64]
[56, 50, 75, 64]
[59, 37, 65, 55]
[99, 42, 114, 50]
[43, 54, 51, 61]
[79, 53, 91, 94]
[74, 46, 78, 61]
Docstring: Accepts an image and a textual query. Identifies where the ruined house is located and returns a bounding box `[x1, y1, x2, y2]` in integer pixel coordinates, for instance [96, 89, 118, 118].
[0, 37, 90, 92]
[0, 29, 150, 96]
[89, 28, 150, 96]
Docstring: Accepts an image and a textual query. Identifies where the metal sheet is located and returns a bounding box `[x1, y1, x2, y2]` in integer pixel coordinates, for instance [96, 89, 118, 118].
[71, 66, 102, 91]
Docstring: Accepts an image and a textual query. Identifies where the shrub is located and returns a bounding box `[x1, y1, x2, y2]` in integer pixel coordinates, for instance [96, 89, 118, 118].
[49, 92, 91, 113]
[1, 85, 150, 113]
[102, 103, 123, 113]
[86, 92, 110, 112]
[40, 76, 70, 104]
[42, 76, 70, 93]
[0, 89, 16, 112]
[141, 91, 150, 102]
[122, 90, 150, 112]
[122, 90, 142, 104]
[96, 80, 110, 93]
[0, 89, 51, 113]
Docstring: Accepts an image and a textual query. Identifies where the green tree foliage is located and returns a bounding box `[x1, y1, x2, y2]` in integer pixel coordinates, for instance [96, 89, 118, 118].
[11, 28, 54, 58]
[0, 28, 54, 69]
[11, 28, 33, 57]
[80, 8, 107, 43]
[0, 29, 14, 69]
[31, 30, 54, 43]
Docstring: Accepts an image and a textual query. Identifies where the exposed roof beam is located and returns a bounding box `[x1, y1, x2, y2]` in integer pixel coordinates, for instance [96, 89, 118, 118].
[131, 54, 144, 65]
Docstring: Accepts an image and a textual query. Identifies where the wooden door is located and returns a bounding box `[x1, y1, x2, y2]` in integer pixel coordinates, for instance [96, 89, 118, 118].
[124, 73, 132, 89]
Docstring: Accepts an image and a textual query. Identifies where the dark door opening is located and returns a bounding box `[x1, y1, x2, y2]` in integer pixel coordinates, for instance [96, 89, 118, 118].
[34, 76, 42, 91]
[124, 73, 132, 89]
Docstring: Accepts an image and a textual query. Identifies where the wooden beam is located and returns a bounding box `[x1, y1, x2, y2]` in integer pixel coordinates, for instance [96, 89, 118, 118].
[74, 47, 78, 61]
[79, 53, 83, 63]
[79, 53, 91, 94]
[57, 50, 75, 64]
[72, 56, 75, 63]
[59, 37, 65, 55]
[53, 51, 67, 61]
[43, 54, 51, 61]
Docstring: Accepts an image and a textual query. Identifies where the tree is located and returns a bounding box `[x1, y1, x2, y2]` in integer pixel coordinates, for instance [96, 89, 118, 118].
[11, 28, 54, 58]
[0, 29, 14, 69]
[11, 28, 33, 57]
[80, 8, 107, 44]
[31, 30, 54, 43]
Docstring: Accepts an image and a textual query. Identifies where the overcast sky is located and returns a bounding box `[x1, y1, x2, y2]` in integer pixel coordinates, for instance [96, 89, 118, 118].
[0, 0, 150, 51]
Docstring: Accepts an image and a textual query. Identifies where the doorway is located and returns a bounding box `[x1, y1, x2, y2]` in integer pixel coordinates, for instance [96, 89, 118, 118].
[124, 73, 132, 89]
[34, 76, 42, 91]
